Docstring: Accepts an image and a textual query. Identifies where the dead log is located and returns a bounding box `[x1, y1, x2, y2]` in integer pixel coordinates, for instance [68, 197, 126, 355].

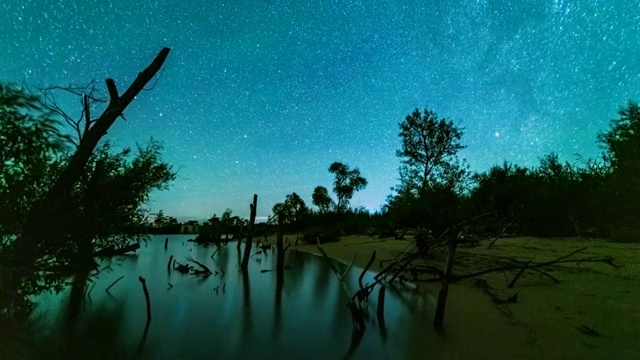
[359, 251, 376, 290]
[186, 256, 212, 275]
[105, 275, 125, 293]
[174, 261, 191, 274]
[94, 242, 140, 257]
[240, 194, 258, 271]
[507, 260, 532, 288]
[138, 276, 151, 323]
[167, 255, 173, 271]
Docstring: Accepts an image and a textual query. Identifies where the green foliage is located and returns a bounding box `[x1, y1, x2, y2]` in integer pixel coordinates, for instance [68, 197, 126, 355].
[273, 192, 309, 232]
[312, 185, 333, 213]
[0, 84, 71, 235]
[384, 107, 467, 232]
[150, 209, 181, 234]
[397, 108, 465, 191]
[328, 162, 368, 213]
[0, 84, 176, 317]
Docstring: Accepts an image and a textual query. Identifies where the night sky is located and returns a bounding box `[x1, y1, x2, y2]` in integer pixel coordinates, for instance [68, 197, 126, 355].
[1, 0, 639, 220]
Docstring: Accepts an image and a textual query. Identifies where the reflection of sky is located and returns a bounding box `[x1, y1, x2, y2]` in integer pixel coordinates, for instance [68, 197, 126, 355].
[24, 236, 432, 359]
[1, 1, 638, 219]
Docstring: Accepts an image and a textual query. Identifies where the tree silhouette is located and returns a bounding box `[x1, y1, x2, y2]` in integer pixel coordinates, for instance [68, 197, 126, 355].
[312, 186, 333, 213]
[397, 108, 465, 192]
[1, 47, 171, 318]
[328, 162, 367, 213]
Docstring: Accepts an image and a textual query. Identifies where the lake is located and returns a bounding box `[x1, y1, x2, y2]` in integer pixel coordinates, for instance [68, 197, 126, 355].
[10, 235, 438, 359]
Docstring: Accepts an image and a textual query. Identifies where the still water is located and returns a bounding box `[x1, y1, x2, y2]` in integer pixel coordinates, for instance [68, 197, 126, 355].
[17, 235, 435, 359]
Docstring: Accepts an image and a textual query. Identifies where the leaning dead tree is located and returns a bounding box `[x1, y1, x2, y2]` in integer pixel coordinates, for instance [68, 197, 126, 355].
[8, 48, 171, 295]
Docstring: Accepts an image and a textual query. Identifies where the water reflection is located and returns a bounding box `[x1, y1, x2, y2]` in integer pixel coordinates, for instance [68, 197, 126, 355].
[9, 235, 433, 359]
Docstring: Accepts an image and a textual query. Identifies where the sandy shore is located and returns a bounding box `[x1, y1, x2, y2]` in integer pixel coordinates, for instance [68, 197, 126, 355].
[264, 234, 640, 359]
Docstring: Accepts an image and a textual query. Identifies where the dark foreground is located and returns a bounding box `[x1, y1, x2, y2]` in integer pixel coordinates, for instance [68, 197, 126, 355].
[2, 235, 437, 360]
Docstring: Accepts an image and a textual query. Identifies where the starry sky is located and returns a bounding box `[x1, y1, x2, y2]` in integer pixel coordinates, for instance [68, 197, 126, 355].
[1, 0, 639, 221]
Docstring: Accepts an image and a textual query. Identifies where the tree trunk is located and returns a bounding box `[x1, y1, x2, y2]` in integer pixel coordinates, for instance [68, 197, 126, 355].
[433, 228, 458, 329]
[8, 48, 170, 301]
[276, 216, 284, 273]
[240, 194, 258, 270]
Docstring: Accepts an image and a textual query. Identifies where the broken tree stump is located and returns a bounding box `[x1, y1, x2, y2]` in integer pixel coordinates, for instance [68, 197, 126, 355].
[139, 276, 151, 323]
[240, 194, 258, 271]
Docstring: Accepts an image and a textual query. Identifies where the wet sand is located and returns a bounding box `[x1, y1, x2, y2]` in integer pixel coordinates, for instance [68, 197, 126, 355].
[265, 235, 640, 359]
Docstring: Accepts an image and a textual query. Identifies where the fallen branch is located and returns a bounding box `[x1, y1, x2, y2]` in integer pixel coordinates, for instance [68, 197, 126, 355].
[94, 242, 140, 257]
[487, 224, 510, 249]
[359, 251, 376, 290]
[507, 260, 531, 288]
[106, 275, 125, 293]
[187, 256, 212, 275]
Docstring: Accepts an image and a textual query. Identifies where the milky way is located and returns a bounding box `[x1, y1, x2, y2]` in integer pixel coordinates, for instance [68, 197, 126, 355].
[1, 0, 639, 219]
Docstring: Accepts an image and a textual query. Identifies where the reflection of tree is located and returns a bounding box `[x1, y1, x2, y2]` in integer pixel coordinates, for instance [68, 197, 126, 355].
[273, 270, 283, 338]
[216, 244, 229, 271]
[313, 256, 333, 300]
[38, 300, 130, 358]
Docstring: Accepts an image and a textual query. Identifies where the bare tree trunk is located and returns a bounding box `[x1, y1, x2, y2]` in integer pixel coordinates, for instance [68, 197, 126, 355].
[240, 195, 257, 270]
[276, 215, 284, 273]
[433, 228, 458, 329]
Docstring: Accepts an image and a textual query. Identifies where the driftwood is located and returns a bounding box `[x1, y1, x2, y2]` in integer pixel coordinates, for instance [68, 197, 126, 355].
[105, 275, 125, 293]
[186, 256, 212, 275]
[94, 242, 140, 257]
[167, 255, 173, 271]
[173, 261, 191, 274]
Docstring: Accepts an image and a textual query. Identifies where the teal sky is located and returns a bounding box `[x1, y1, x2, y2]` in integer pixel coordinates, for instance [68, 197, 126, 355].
[1, 0, 639, 220]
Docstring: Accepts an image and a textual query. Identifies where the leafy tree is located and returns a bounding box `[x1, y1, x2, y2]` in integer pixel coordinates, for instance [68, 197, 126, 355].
[0, 84, 70, 235]
[385, 108, 466, 234]
[0, 80, 175, 317]
[312, 186, 333, 213]
[596, 101, 640, 240]
[397, 108, 465, 192]
[328, 162, 367, 213]
[273, 192, 309, 232]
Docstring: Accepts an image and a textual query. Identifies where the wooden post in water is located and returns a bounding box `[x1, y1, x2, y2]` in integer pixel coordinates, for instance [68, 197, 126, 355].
[433, 227, 457, 329]
[139, 276, 151, 323]
[276, 214, 285, 273]
[240, 194, 258, 271]
[164, 237, 168, 250]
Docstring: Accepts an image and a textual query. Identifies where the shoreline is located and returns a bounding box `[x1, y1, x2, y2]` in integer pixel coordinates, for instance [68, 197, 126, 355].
[265, 234, 640, 359]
